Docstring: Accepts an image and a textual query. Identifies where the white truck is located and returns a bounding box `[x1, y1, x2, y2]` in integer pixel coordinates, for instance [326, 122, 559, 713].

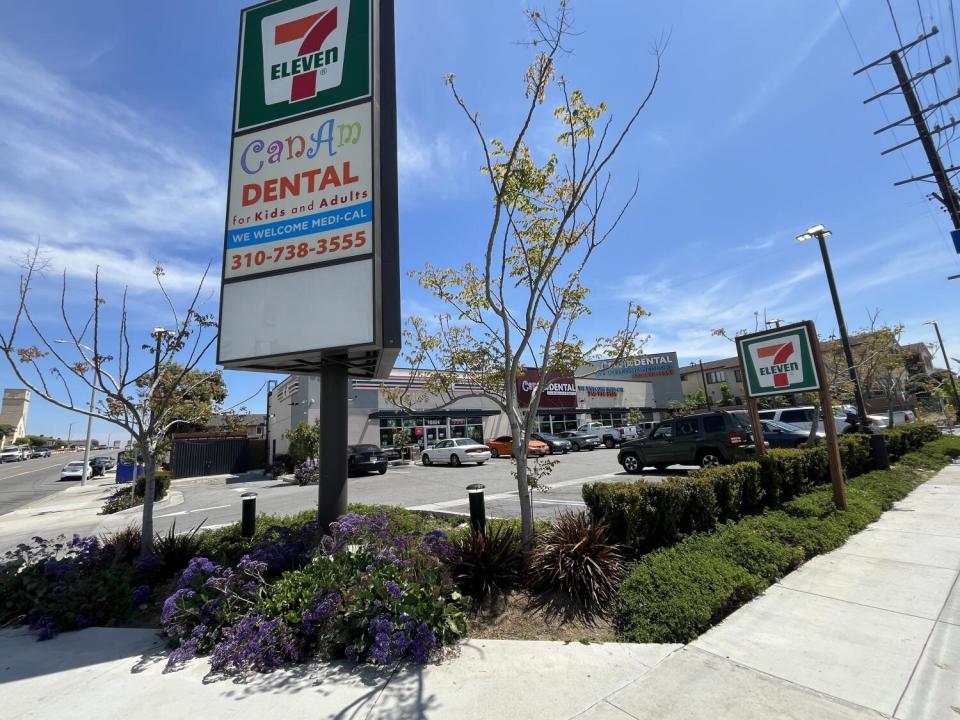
[577, 421, 638, 449]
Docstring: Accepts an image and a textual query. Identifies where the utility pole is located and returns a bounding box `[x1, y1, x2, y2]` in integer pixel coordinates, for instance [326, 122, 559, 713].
[698, 359, 713, 410]
[857, 27, 960, 268]
[926, 320, 960, 423]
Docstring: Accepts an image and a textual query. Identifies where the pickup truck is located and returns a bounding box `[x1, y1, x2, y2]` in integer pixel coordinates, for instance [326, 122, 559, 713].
[577, 422, 638, 449]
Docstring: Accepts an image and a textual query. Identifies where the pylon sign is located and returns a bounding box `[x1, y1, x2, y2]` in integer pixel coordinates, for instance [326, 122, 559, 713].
[736, 322, 820, 397]
[218, 0, 400, 378]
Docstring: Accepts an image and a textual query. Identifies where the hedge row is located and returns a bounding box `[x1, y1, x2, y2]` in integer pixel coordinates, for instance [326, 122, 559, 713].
[582, 423, 940, 557]
[614, 435, 960, 643]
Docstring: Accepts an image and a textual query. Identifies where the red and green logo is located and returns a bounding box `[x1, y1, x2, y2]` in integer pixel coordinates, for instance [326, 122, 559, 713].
[738, 325, 820, 397]
[235, 0, 370, 132]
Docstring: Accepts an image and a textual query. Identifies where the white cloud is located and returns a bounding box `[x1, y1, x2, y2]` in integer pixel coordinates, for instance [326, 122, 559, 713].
[0, 42, 224, 281]
[727, 1, 848, 132]
[397, 115, 465, 198]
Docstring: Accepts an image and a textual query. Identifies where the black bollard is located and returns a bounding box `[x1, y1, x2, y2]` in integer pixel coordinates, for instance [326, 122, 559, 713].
[869, 433, 891, 471]
[467, 483, 486, 533]
[241, 492, 258, 538]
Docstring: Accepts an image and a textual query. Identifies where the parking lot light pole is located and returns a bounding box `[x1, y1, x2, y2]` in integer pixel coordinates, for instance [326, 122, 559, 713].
[925, 320, 960, 423]
[796, 225, 868, 422]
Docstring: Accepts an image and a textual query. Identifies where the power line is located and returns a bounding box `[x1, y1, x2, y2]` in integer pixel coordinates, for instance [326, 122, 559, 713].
[843, 2, 960, 269]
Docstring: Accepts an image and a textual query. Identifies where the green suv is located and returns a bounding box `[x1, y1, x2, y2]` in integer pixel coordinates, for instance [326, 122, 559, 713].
[616, 410, 756, 473]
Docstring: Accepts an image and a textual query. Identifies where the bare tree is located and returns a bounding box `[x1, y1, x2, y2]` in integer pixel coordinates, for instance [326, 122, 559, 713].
[0, 245, 218, 554]
[388, 2, 662, 550]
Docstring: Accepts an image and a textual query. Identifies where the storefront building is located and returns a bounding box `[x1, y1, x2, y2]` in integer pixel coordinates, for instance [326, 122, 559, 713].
[267, 353, 684, 455]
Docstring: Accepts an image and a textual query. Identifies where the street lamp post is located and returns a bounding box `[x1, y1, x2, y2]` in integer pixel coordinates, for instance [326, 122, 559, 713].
[796, 225, 868, 423]
[54, 339, 97, 485]
[924, 320, 960, 423]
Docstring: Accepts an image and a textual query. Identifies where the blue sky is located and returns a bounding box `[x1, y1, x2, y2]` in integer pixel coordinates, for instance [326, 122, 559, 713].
[1, 0, 958, 439]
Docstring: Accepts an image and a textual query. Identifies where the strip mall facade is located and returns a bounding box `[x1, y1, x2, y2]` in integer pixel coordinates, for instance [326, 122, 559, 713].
[267, 354, 683, 457]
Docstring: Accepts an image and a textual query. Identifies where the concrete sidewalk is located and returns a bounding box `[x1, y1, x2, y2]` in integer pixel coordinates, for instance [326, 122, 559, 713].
[3, 464, 960, 718]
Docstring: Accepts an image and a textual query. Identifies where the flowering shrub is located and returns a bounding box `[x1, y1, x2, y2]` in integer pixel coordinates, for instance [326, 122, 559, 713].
[160, 512, 466, 673]
[0, 535, 142, 639]
[293, 461, 321, 486]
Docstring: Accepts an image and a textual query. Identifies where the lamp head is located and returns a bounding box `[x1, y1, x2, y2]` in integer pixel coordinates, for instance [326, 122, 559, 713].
[796, 224, 831, 242]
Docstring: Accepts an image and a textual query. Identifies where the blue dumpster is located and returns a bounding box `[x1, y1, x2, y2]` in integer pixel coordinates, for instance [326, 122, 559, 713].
[115, 462, 144, 484]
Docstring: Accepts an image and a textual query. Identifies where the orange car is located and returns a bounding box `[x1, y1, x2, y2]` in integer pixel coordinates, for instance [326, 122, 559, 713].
[486, 435, 549, 459]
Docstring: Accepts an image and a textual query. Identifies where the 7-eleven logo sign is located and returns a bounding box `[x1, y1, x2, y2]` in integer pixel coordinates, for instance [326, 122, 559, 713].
[739, 324, 820, 397]
[757, 341, 797, 387]
[261, 0, 349, 105]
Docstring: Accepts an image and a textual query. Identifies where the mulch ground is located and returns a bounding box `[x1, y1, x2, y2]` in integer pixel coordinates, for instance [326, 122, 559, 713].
[465, 590, 616, 643]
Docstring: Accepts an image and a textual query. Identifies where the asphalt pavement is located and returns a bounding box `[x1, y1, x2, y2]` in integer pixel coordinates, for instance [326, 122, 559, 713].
[137, 448, 680, 537]
[0, 451, 86, 515]
[0, 448, 682, 552]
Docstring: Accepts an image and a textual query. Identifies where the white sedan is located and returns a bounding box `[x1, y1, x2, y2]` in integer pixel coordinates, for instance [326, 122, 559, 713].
[60, 461, 87, 481]
[421, 439, 491, 467]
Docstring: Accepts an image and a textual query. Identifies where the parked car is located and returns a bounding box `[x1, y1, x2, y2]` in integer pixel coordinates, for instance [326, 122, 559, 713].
[60, 460, 87, 480]
[0, 447, 26, 463]
[555, 430, 601, 452]
[635, 421, 658, 438]
[617, 410, 756, 473]
[92, 455, 115, 470]
[420, 438, 491, 466]
[577, 421, 638, 449]
[529, 432, 571, 454]
[756, 406, 846, 436]
[867, 410, 916, 428]
[486, 435, 549, 459]
[347, 444, 388, 475]
[30, 448, 51, 458]
[759, 420, 812, 449]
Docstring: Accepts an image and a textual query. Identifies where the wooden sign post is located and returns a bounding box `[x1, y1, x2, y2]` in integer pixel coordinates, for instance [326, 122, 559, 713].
[736, 320, 846, 510]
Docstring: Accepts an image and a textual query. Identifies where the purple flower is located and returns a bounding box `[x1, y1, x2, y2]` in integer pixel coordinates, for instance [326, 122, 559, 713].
[384, 580, 403, 598]
[177, 557, 218, 589]
[161, 588, 195, 625]
[131, 584, 151, 607]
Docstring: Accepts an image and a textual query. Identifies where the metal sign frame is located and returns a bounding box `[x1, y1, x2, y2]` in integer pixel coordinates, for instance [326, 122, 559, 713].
[736, 321, 820, 399]
[217, 0, 399, 379]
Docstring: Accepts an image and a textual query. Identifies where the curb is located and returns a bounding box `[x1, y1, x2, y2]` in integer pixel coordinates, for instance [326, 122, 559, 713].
[171, 471, 268, 488]
[110, 490, 185, 516]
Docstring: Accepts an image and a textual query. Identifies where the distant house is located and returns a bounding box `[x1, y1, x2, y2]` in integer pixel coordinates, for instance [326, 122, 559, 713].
[206, 413, 267, 439]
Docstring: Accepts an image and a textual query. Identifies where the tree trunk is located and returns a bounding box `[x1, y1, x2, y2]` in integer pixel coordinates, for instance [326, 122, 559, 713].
[805, 411, 820, 448]
[140, 443, 157, 556]
[512, 422, 534, 552]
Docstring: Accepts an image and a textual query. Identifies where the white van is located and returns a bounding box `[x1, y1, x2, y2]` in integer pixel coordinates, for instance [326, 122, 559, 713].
[756, 406, 847, 436]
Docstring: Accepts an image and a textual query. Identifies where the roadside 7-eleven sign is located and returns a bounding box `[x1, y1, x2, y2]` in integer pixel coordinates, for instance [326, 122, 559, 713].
[736, 322, 821, 397]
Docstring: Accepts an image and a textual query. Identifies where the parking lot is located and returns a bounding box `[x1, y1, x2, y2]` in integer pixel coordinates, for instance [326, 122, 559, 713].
[351, 446, 686, 520]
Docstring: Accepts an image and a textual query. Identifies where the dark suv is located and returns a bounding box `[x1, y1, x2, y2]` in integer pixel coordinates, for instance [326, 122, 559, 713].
[616, 410, 756, 473]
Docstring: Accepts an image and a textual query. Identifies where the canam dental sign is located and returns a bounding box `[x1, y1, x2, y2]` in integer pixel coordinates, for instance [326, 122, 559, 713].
[736, 322, 820, 398]
[218, 0, 400, 377]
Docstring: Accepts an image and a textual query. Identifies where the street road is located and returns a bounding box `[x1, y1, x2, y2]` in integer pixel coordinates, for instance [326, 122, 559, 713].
[0, 451, 85, 515]
[140, 449, 687, 538]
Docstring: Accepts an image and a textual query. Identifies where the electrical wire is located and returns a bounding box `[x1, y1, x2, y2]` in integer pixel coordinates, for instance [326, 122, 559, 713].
[836, 0, 960, 269]
[916, 0, 956, 168]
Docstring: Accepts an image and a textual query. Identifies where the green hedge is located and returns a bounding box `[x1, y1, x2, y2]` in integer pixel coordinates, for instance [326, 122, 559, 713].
[614, 436, 960, 643]
[584, 424, 939, 557]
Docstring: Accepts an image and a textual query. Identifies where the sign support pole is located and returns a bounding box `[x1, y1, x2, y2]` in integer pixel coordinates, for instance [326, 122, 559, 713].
[318, 362, 349, 530]
[811, 326, 847, 511]
[746, 397, 766, 457]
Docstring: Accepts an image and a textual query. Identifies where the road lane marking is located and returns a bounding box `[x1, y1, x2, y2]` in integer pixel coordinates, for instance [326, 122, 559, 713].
[157, 504, 231, 518]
